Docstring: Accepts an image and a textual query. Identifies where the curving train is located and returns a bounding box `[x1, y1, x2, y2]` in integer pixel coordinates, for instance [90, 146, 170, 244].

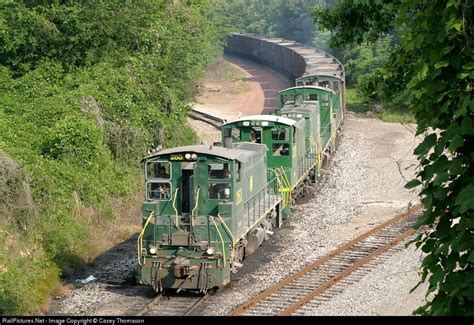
[137, 34, 345, 293]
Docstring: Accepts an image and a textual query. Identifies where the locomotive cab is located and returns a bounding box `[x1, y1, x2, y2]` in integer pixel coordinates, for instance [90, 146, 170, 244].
[295, 74, 345, 125]
[221, 115, 317, 209]
[277, 86, 338, 154]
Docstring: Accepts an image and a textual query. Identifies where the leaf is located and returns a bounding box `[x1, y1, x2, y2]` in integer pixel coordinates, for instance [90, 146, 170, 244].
[454, 184, 474, 213]
[445, 252, 459, 272]
[461, 115, 474, 135]
[448, 134, 463, 152]
[434, 61, 449, 69]
[405, 179, 421, 189]
[422, 238, 436, 253]
[418, 64, 429, 80]
[436, 219, 452, 238]
[468, 250, 474, 263]
[414, 133, 437, 156]
[452, 21, 462, 32]
[428, 264, 445, 286]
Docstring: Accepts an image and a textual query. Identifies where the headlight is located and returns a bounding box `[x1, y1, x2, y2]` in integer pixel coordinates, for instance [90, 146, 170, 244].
[206, 247, 215, 255]
[185, 153, 191, 160]
[191, 153, 198, 160]
[149, 246, 158, 255]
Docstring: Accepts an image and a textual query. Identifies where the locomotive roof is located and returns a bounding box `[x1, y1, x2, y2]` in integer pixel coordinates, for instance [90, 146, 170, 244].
[222, 114, 297, 127]
[296, 74, 344, 82]
[142, 144, 263, 163]
[278, 86, 336, 95]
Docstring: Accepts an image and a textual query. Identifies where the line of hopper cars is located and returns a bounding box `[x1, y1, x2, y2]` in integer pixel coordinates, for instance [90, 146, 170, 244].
[137, 34, 345, 293]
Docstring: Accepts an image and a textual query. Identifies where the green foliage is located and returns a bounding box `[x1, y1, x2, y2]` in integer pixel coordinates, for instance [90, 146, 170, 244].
[0, 0, 222, 314]
[346, 87, 415, 123]
[0, 230, 61, 315]
[314, 0, 397, 48]
[42, 116, 104, 163]
[315, 0, 474, 315]
[216, 0, 318, 44]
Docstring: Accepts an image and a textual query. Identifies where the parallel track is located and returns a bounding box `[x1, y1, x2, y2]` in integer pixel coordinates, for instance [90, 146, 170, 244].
[189, 108, 225, 129]
[137, 292, 206, 316]
[229, 205, 422, 316]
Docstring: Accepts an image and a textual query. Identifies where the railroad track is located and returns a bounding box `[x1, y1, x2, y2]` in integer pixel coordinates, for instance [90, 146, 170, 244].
[189, 108, 225, 128]
[401, 123, 417, 134]
[137, 292, 206, 316]
[229, 205, 422, 316]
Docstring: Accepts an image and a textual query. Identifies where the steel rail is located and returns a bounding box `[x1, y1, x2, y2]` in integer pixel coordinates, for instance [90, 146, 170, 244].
[189, 108, 225, 128]
[229, 205, 422, 316]
[137, 293, 206, 316]
[279, 227, 415, 315]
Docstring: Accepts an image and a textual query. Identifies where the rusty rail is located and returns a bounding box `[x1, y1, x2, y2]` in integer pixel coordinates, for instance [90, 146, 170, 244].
[189, 108, 224, 129]
[229, 205, 422, 316]
[137, 292, 206, 316]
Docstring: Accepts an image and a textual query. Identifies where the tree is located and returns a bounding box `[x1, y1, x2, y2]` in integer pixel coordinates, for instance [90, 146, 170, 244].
[314, 0, 473, 315]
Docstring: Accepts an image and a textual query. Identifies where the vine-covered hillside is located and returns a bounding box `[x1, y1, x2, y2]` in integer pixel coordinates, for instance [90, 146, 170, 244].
[0, 0, 222, 314]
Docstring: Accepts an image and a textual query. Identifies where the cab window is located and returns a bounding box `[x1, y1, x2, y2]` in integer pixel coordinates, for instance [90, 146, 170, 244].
[272, 128, 288, 141]
[232, 128, 241, 140]
[208, 183, 231, 200]
[147, 182, 172, 200]
[146, 161, 171, 180]
[208, 163, 231, 179]
[320, 81, 330, 88]
[272, 143, 289, 156]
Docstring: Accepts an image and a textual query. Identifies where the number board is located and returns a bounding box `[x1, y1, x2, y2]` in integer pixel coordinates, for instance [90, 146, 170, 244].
[170, 154, 184, 161]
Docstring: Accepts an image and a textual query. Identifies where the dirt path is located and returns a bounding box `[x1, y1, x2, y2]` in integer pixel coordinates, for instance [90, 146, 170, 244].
[192, 54, 292, 120]
[188, 55, 292, 144]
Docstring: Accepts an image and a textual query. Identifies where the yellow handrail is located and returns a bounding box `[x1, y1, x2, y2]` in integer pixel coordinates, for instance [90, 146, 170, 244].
[274, 169, 285, 206]
[330, 103, 337, 147]
[210, 216, 226, 268]
[217, 214, 236, 264]
[280, 166, 291, 190]
[191, 187, 200, 227]
[137, 210, 155, 267]
[172, 187, 179, 228]
[310, 136, 318, 155]
[276, 166, 291, 208]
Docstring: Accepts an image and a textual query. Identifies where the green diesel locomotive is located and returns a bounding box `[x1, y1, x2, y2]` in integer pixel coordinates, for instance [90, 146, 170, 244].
[138, 143, 286, 292]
